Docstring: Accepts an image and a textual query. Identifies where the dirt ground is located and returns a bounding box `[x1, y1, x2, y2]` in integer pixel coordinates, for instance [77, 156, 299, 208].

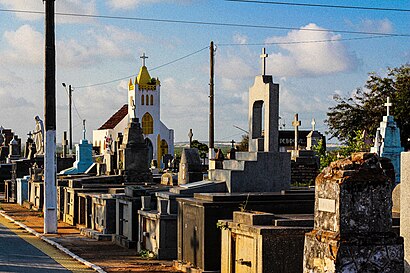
[0, 202, 181, 273]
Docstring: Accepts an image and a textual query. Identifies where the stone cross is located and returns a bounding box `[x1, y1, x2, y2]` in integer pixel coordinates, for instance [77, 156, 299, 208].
[188, 129, 193, 148]
[82, 119, 86, 140]
[260, 48, 268, 76]
[140, 53, 148, 67]
[292, 113, 301, 150]
[311, 118, 316, 131]
[385, 96, 392, 116]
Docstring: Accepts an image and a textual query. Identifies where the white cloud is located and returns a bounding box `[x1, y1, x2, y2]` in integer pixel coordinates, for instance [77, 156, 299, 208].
[265, 23, 358, 77]
[347, 18, 394, 34]
[0, 0, 97, 24]
[107, 0, 191, 10]
[1, 25, 43, 65]
[0, 24, 147, 67]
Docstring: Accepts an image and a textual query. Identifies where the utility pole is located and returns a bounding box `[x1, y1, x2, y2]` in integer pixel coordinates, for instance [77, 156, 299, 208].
[209, 41, 215, 160]
[44, 0, 57, 234]
[62, 83, 73, 154]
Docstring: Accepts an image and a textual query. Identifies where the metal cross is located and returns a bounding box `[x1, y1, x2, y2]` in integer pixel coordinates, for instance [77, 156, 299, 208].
[311, 118, 316, 131]
[260, 48, 268, 76]
[140, 53, 148, 67]
[384, 96, 392, 116]
[292, 113, 301, 150]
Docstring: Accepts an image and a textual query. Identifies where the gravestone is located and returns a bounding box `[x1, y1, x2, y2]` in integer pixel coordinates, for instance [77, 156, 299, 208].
[60, 121, 93, 175]
[118, 118, 152, 183]
[370, 97, 404, 183]
[306, 118, 324, 150]
[7, 135, 21, 162]
[303, 152, 403, 272]
[178, 148, 203, 185]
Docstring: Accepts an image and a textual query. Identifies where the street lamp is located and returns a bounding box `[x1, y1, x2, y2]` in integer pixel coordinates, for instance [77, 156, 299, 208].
[62, 83, 73, 154]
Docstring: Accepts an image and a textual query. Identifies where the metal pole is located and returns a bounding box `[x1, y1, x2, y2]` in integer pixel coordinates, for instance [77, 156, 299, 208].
[209, 41, 215, 159]
[44, 0, 57, 234]
[68, 85, 73, 154]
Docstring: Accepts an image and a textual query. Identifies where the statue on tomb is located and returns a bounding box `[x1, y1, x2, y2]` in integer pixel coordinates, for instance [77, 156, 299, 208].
[33, 116, 44, 155]
[105, 133, 113, 154]
[0, 130, 4, 146]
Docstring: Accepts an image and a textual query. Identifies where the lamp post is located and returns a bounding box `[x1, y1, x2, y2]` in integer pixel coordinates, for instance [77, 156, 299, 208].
[62, 83, 73, 154]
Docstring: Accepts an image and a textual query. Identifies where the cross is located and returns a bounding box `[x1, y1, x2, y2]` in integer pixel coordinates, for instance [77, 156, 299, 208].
[188, 129, 193, 148]
[292, 113, 301, 150]
[231, 139, 236, 148]
[384, 96, 392, 116]
[27, 131, 33, 139]
[82, 119, 86, 140]
[311, 118, 316, 131]
[260, 48, 268, 76]
[140, 53, 148, 67]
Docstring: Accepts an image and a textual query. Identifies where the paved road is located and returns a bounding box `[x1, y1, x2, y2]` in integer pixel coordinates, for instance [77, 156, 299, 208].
[0, 215, 93, 273]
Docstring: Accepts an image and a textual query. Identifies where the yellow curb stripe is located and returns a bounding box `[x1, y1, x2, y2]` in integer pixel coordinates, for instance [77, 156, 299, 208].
[0, 215, 94, 273]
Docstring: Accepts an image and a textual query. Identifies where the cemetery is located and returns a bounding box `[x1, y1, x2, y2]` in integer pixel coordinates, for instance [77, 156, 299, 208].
[0, 51, 408, 273]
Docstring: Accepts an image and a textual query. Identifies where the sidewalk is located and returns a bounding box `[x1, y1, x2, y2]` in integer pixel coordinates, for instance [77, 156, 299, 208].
[0, 202, 181, 273]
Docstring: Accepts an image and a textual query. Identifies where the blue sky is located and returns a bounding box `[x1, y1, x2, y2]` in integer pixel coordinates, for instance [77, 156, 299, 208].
[0, 0, 409, 144]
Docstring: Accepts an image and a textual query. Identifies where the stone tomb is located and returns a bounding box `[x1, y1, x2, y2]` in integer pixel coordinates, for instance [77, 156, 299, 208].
[219, 211, 312, 273]
[178, 148, 203, 185]
[114, 185, 171, 248]
[303, 153, 403, 273]
[175, 191, 314, 273]
[400, 151, 410, 272]
[208, 71, 290, 193]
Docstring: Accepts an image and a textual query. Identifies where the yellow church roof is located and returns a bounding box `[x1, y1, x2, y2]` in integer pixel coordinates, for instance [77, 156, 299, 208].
[137, 66, 151, 86]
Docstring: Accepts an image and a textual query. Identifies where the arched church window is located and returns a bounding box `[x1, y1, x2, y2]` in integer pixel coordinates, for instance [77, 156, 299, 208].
[160, 139, 168, 156]
[142, 113, 154, 135]
[146, 95, 149, 105]
[141, 95, 144, 105]
[150, 95, 154, 105]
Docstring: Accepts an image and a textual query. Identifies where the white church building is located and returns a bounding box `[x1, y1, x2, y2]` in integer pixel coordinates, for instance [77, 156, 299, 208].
[93, 54, 174, 166]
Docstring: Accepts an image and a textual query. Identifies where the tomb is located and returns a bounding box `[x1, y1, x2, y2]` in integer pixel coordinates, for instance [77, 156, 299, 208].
[175, 191, 314, 272]
[400, 151, 410, 272]
[303, 152, 403, 272]
[207, 48, 291, 192]
[370, 97, 404, 183]
[60, 122, 94, 175]
[16, 175, 30, 205]
[118, 117, 153, 183]
[178, 148, 203, 185]
[219, 211, 312, 273]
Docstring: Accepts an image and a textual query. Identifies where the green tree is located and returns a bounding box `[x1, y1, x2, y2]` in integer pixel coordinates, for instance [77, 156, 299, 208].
[326, 64, 410, 150]
[191, 140, 208, 158]
[236, 134, 249, 152]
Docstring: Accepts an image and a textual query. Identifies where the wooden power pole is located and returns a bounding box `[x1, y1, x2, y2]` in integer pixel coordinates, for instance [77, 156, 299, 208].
[44, 0, 57, 234]
[209, 41, 215, 159]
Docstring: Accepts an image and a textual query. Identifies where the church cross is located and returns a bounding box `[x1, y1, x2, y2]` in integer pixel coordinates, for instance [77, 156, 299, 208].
[384, 96, 392, 116]
[140, 53, 148, 67]
[292, 113, 301, 150]
[260, 48, 268, 76]
[231, 139, 236, 148]
[311, 118, 316, 131]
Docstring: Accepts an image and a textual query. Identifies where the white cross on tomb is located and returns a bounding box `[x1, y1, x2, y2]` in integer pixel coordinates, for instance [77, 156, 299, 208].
[260, 48, 268, 76]
[385, 96, 393, 116]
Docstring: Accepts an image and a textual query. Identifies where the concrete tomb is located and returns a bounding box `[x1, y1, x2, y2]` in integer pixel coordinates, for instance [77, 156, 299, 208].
[400, 152, 410, 272]
[303, 152, 403, 273]
[178, 148, 203, 185]
[370, 97, 404, 183]
[118, 118, 152, 183]
[175, 191, 314, 273]
[219, 211, 312, 273]
[208, 49, 291, 192]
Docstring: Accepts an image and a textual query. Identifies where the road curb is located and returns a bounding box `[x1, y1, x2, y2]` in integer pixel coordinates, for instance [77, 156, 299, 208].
[0, 210, 107, 273]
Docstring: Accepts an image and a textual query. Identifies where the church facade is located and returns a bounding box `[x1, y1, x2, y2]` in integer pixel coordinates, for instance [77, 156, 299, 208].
[93, 56, 174, 166]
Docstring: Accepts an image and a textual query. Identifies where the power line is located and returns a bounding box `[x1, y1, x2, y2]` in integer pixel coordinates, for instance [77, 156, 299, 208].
[224, 0, 410, 12]
[74, 46, 209, 89]
[1, 8, 410, 37]
[218, 35, 391, 46]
